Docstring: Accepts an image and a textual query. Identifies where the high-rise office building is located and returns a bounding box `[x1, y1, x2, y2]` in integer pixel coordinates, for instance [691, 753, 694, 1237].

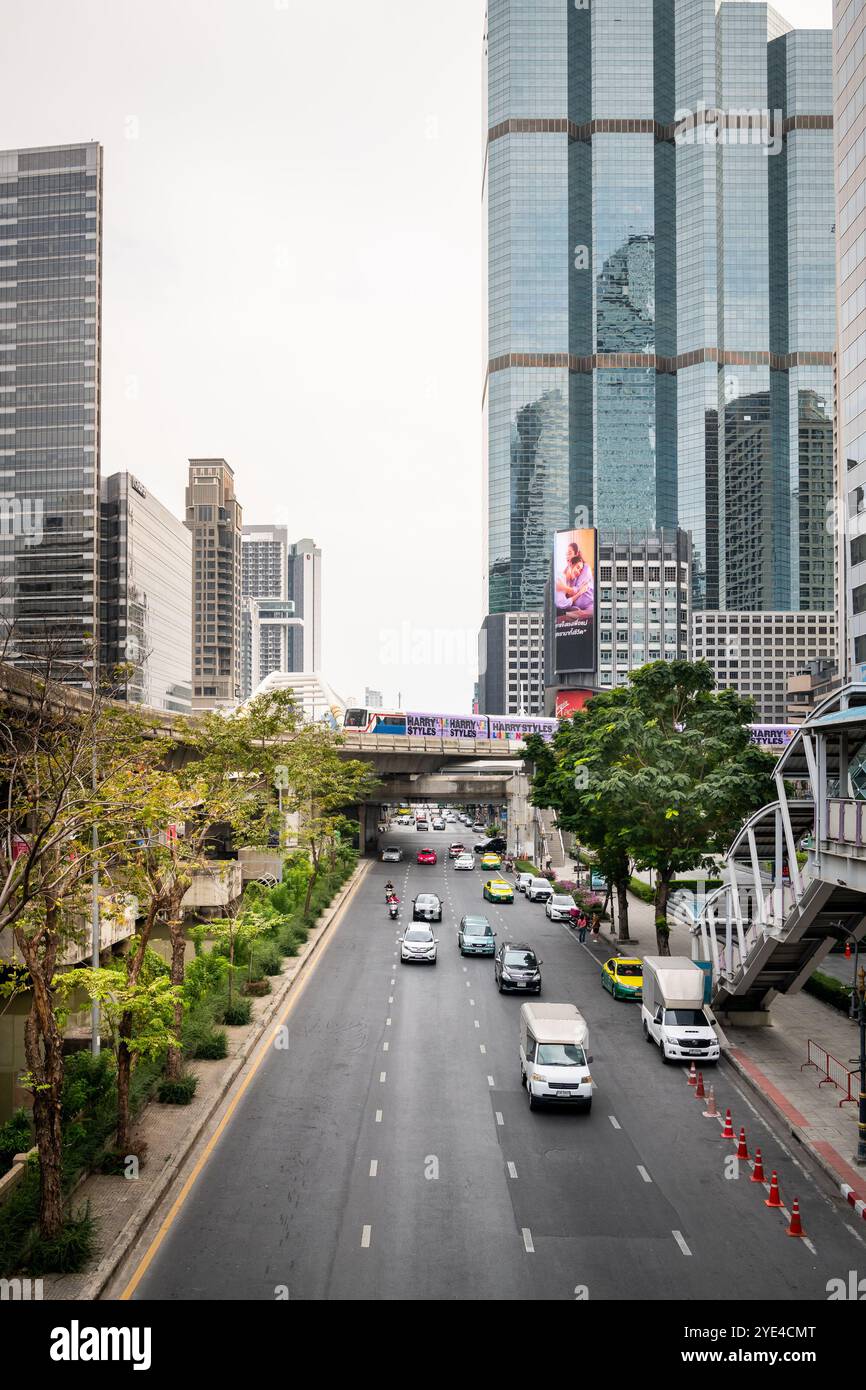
[478, 612, 545, 716]
[0, 142, 102, 677]
[240, 526, 322, 697]
[186, 459, 242, 711]
[836, 0, 866, 678]
[100, 471, 192, 714]
[364, 688, 383, 709]
[482, 3, 836, 703]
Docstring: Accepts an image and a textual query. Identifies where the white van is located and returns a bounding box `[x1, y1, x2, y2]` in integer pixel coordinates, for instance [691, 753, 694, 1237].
[641, 956, 720, 1064]
[519, 1002, 593, 1112]
[526, 877, 553, 903]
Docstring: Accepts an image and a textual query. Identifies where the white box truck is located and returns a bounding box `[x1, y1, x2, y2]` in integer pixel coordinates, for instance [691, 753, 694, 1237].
[641, 956, 720, 1065]
[519, 1002, 593, 1111]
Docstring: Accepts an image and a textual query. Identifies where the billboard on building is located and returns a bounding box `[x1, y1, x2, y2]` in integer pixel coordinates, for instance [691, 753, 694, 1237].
[747, 724, 797, 751]
[552, 528, 597, 673]
[555, 689, 594, 719]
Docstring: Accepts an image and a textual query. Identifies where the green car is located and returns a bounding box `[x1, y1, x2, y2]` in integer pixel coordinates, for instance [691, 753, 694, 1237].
[458, 915, 496, 956]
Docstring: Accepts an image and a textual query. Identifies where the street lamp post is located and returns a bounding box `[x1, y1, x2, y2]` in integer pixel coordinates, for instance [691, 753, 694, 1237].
[857, 965, 866, 1168]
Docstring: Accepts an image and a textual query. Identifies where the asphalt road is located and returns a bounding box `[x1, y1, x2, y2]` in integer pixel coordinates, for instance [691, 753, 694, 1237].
[126, 820, 866, 1301]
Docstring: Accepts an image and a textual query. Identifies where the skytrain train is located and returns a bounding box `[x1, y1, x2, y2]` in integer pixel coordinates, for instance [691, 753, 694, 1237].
[342, 705, 797, 751]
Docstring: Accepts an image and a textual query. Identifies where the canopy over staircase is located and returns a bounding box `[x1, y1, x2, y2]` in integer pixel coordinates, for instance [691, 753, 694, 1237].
[687, 685, 866, 1018]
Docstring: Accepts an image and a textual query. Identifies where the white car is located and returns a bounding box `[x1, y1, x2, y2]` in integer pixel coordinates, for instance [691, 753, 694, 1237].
[400, 926, 438, 964]
[381, 846, 403, 863]
[546, 894, 576, 921]
[515, 872, 534, 894]
[454, 853, 476, 870]
[526, 877, 554, 903]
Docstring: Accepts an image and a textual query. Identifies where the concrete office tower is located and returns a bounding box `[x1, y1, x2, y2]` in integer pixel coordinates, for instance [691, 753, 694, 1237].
[364, 688, 383, 709]
[478, 612, 545, 716]
[186, 459, 242, 711]
[836, 0, 866, 678]
[241, 526, 322, 697]
[0, 142, 103, 679]
[100, 472, 192, 713]
[481, 3, 836, 707]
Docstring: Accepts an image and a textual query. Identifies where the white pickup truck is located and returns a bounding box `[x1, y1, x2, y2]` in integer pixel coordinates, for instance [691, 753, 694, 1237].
[641, 956, 720, 1065]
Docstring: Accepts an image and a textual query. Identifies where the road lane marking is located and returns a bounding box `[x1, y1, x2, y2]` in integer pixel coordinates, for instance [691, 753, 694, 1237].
[118, 856, 372, 1300]
[386, 1018, 392, 1026]
[369, 1160, 378, 1177]
[487, 1075, 495, 1086]
[361, 1225, 372, 1248]
[507, 1161, 518, 1179]
[522, 1228, 535, 1253]
[375, 1109, 383, 1123]
[383, 1041, 389, 1052]
[637, 1165, 652, 1183]
[470, 998, 475, 1005]
[480, 1044, 487, 1054]
[672, 1230, 692, 1256]
[388, 995, 394, 1003]
[609, 1115, 621, 1130]
[379, 1072, 387, 1083]
[474, 1019, 480, 1028]
[495, 1111, 504, 1126]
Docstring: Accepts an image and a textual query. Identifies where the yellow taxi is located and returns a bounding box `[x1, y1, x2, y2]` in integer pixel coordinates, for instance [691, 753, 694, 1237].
[480, 852, 502, 870]
[601, 957, 643, 1001]
[483, 877, 514, 903]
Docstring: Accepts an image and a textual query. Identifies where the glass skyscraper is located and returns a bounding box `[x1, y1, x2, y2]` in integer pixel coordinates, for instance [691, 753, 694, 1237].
[0, 142, 102, 678]
[483, 2, 835, 666]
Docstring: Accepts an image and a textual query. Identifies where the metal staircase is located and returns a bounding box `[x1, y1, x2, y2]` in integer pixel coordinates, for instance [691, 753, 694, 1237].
[690, 686, 866, 1016]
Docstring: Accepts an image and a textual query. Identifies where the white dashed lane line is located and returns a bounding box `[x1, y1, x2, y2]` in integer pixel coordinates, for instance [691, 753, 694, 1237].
[672, 1230, 692, 1257]
[495, 1111, 504, 1126]
[522, 1228, 535, 1254]
[480, 1044, 487, 1054]
[608, 1115, 622, 1130]
[369, 1160, 378, 1177]
[383, 1041, 389, 1052]
[507, 1161, 518, 1179]
[379, 1072, 387, 1083]
[361, 1225, 372, 1248]
[487, 1075, 495, 1087]
[375, 1109, 383, 1123]
[637, 1165, 652, 1184]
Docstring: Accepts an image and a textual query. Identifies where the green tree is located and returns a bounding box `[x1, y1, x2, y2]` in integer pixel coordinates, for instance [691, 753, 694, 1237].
[527, 662, 776, 953]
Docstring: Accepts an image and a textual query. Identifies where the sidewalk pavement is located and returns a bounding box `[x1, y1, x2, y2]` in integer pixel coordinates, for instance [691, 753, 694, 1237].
[38, 858, 372, 1300]
[582, 886, 866, 1212]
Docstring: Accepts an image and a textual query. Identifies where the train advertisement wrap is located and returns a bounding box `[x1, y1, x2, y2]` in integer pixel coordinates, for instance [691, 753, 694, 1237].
[405, 712, 490, 739]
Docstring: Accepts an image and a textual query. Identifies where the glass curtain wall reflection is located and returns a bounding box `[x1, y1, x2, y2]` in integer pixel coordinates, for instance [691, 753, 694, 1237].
[483, 2, 835, 650]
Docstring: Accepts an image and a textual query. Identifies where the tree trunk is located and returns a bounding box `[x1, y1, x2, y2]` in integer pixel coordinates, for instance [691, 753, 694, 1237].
[655, 874, 672, 955]
[116, 1011, 133, 1154]
[303, 864, 317, 917]
[616, 879, 632, 943]
[23, 1000, 65, 1240]
[164, 917, 186, 1082]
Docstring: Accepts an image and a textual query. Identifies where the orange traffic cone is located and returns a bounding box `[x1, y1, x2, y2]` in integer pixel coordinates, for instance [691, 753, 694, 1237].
[736, 1126, 750, 1161]
[751, 1148, 765, 1183]
[765, 1171, 783, 1208]
[694, 1071, 706, 1100]
[721, 1107, 735, 1140]
[687, 1061, 697, 1087]
[703, 1085, 719, 1119]
[786, 1199, 806, 1237]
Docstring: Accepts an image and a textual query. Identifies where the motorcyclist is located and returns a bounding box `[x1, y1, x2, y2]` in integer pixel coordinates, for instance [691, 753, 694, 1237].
[384, 880, 395, 900]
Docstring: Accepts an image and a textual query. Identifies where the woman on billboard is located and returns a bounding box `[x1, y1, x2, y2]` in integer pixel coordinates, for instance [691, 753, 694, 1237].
[555, 539, 594, 614]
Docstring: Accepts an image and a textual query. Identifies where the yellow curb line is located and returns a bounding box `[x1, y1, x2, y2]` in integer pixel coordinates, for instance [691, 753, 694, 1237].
[118, 859, 371, 1300]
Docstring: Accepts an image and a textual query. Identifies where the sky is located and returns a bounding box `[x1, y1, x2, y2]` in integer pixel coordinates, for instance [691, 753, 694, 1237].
[0, 0, 833, 713]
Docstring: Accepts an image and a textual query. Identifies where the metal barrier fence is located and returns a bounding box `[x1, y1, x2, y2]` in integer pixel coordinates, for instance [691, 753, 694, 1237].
[801, 1039, 857, 1108]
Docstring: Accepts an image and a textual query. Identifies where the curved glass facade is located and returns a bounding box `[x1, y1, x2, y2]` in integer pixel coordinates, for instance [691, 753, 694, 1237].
[484, 1, 835, 621]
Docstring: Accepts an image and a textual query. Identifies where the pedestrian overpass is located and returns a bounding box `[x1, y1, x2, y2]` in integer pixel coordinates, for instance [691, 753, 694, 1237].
[685, 685, 866, 1020]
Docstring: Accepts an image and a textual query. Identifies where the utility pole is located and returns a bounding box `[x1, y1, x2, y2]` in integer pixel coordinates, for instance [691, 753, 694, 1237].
[90, 741, 100, 1055]
[857, 965, 866, 1167]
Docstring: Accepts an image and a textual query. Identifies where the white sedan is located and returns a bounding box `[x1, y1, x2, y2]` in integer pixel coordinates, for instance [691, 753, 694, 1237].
[454, 853, 476, 870]
[400, 926, 438, 964]
[546, 894, 577, 921]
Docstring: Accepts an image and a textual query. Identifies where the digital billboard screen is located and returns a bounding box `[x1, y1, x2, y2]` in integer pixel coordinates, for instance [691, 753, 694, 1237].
[552, 528, 597, 674]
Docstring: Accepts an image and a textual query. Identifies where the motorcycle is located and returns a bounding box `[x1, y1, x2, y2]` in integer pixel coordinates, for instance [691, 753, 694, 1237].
[387, 898, 400, 921]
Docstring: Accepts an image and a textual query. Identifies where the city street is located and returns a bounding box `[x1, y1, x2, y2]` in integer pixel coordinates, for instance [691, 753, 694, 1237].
[122, 823, 865, 1302]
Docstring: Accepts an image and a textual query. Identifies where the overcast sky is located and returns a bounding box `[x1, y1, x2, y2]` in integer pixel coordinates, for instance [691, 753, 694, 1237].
[0, 0, 832, 712]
